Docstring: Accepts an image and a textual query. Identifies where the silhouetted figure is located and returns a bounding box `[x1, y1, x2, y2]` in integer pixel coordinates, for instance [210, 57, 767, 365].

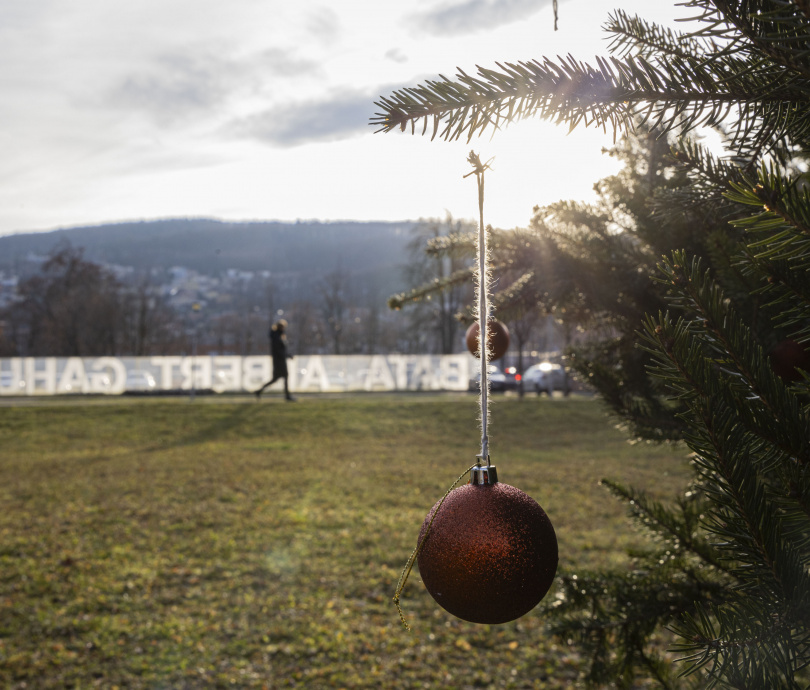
[255, 319, 295, 401]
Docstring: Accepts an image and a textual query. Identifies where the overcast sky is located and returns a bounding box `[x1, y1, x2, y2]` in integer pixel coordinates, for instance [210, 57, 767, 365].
[0, 0, 688, 237]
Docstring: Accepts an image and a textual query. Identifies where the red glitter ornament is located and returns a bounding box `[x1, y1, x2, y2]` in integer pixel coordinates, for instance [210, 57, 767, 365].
[466, 320, 510, 361]
[416, 466, 557, 624]
[393, 155, 557, 631]
[768, 339, 810, 383]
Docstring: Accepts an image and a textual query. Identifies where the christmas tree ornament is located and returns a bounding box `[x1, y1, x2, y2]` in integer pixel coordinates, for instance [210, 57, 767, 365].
[768, 339, 810, 383]
[393, 152, 557, 629]
[466, 319, 510, 361]
[417, 463, 557, 624]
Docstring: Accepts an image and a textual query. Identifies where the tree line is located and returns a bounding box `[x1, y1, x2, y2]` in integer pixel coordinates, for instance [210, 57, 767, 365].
[0, 247, 180, 357]
[0, 230, 560, 360]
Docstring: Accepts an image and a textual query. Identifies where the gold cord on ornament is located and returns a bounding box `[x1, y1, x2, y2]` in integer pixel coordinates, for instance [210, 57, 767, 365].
[393, 462, 479, 630]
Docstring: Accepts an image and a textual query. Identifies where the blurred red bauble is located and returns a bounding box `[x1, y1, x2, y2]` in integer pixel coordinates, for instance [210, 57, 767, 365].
[417, 477, 557, 625]
[466, 320, 510, 361]
[768, 339, 810, 383]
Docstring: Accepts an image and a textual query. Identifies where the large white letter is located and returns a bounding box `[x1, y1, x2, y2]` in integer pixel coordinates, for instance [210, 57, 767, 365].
[151, 357, 183, 390]
[242, 356, 271, 391]
[180, 356, 212, 390]
[439, 354, 470, 391]
[0, 358, 25, 395]
[365, 355, 395, 391]
[297, 356, 330, 391]
[212, 356, 241, 393]
[387, 355, 409, 390]
[57, 358, 87, 393]
[90, 357, 127, 394]
[25, 358, 57, 395]
[410, 356, 437, 391]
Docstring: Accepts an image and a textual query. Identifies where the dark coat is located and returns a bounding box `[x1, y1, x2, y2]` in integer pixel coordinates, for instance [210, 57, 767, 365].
[270, 328, 288, 377]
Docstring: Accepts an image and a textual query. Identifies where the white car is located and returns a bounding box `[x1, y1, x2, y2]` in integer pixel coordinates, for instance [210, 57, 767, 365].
[469, 365, 507, 392]
[522, 362, 570, 396]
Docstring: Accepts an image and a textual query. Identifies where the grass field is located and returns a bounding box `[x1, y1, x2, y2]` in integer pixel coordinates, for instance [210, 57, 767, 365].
[0, 394, 692, 689]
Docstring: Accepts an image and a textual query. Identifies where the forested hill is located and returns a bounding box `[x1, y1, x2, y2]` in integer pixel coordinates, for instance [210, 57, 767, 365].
[0, 219, 416, 276]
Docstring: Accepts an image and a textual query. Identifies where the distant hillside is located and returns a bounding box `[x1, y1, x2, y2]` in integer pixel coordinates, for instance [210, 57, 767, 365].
[0, 218, 416, 277]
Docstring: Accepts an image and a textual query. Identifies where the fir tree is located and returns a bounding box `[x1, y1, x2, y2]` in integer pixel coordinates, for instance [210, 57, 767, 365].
[374, 1, 810, 686]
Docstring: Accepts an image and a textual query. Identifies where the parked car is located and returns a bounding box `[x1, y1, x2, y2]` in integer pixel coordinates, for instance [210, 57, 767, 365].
[503, 366, 521, 391]
[469, 365, 507, 392]
[522, 362, 570, 396]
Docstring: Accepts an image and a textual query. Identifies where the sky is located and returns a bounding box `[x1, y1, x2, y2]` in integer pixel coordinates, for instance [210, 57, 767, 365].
[0, 0, 691, 237]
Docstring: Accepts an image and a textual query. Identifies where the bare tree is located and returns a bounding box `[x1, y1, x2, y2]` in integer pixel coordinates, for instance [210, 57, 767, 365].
[319, 269, 350, 355]
[399, 215, 474, 354]
[286, 301, 325, 355]
[4, 247, 123, 356]
[119, 280, 179, 355]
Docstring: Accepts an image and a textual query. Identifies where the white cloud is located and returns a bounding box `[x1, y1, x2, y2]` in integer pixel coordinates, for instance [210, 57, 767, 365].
[104, 48, 322, 127]
[306, 6, 341, 44]
[229, 90, 380, 146]
[385, 49, 408, 64]
[411, 0, 551, 36]
[108, 53, 230, 125]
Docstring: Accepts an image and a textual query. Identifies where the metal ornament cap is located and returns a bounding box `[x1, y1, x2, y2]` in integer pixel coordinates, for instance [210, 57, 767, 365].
[417, 480, 558, 625]
[470, 463, 498, 485]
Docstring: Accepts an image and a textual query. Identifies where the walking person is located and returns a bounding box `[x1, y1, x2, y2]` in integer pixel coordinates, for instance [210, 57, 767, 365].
[255, 319, 295, 401]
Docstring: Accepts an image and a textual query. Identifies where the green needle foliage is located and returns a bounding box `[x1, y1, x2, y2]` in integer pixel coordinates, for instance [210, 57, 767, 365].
[374, 1, 810, 686]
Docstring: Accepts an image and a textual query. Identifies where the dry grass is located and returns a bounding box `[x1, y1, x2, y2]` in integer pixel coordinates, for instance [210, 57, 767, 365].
[0, 394, 691, 688]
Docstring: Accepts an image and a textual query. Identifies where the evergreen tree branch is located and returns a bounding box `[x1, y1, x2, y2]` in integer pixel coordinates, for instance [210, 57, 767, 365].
[726, 166, 810, 263]
[693, 401, 799, 592]
[600, 479, 737, 577]
[566, 341, 689, 442]
[605, 10, 710, 61]
[796, 0, 810, 21]
[372, 51, 810, 159]
[650, 253, 810, 466]
[749, 257, 810, 341]
[387, 267, 475, 310]
[423, 232, 476, 257]
[483, 271, 537, 317]
[671, 598, 810, 689]
[668, 138, 748, 210]
[703, 0, 810, 79]
[546, 562, 728, 687]
[641, 312, 810, 603]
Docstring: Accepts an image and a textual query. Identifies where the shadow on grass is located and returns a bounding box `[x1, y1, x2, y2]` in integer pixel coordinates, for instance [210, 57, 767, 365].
[140, 400, 268, 454]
